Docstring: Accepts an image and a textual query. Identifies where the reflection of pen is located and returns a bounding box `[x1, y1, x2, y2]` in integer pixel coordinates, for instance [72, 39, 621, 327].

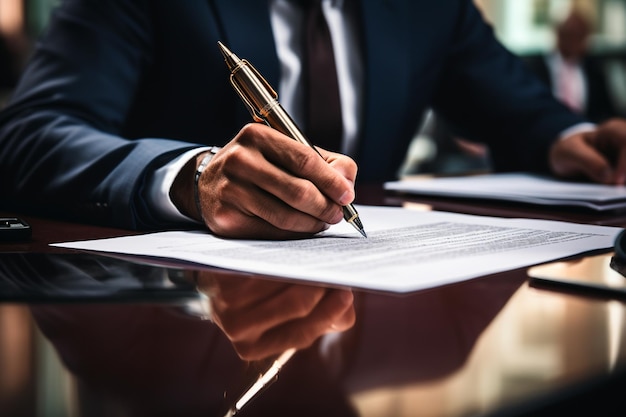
[223, 348, 296, 417]
[218, 41, 367, 238]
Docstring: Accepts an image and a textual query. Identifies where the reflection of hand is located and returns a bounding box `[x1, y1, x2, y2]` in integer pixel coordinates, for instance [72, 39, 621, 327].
[194, 269, 355, 361]
[550, 118, 626, 185]
[173, 123, 358, 239]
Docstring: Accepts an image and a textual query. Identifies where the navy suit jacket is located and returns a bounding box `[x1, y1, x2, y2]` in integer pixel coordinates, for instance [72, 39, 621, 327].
[0, 0, 585, 229]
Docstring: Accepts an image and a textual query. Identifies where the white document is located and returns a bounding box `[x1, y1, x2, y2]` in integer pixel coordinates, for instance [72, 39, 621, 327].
[51, 206, 622, 293]
[384, 173, 626, 211]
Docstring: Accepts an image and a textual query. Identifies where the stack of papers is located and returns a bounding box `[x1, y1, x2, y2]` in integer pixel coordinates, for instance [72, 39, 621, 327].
[384, 173, 626, 212]
[51, 205, 622, 293]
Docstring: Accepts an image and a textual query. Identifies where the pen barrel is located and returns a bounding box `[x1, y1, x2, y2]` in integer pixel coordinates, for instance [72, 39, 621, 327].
[231, 62, 317, 151]
[343, 204, 359, 223]
[264, 105, 318, 150]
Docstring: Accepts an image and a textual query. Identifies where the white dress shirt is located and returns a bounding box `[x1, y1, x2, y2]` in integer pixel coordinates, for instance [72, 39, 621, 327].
[547, 52, 588, 114]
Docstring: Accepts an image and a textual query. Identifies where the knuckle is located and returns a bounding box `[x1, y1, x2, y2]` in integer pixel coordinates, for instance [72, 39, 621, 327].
[319, 202, 341, 222]
[229, 124, 264, 153]
[269, 211, 300, 231]
[239, 122, 262, 138]
[237, 123, 271, 147]
[208, 208, 244, 237]
[293, 150, 320, 175]
[221, 146, 250, 170]
[291, 179, 317, 203]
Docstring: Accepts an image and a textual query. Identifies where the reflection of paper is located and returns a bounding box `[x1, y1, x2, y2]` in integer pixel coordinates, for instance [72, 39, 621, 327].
[51, 206, 622, 293]
[385, 173, 626, 211]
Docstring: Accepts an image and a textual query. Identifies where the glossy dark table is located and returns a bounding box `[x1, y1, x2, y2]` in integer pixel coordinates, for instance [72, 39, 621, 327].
[1, 183, 626, 417]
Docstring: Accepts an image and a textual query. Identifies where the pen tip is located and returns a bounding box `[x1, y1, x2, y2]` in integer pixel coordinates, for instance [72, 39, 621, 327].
[217, 41, 229, 57]
[217, 41, 240, 70]
[349, 216, 366, 238]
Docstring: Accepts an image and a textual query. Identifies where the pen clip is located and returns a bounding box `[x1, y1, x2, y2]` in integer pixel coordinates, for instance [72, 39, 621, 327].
[229, 59, 277, 124]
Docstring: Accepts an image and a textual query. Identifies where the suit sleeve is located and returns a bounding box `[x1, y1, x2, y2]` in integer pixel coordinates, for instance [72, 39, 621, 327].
[0, 0, 199, 229]
[431, 1, 587, 173]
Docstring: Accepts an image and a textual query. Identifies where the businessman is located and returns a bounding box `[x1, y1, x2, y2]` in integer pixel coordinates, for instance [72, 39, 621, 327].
[524, 10, 621, 123]
[1, 0, 626, 239]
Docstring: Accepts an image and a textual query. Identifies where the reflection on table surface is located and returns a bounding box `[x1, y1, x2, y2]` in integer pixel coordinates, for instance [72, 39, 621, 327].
[1, 186, 626, 416]
[0, 252, 625, 416]
[0, 252, 201, 303]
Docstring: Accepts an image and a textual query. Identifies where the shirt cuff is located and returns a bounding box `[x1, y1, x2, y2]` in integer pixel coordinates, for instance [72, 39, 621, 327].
[146, 147, 212, 223]
[558, 122, 596, 141]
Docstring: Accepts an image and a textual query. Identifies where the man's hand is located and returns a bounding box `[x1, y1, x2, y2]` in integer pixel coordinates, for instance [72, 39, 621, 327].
[194, 269, 355, 361]
[172, 123, 358, 239]
[550, 118, 626, 185]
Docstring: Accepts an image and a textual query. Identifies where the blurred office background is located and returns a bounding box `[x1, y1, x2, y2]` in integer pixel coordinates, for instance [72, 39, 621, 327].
[479, 0, 626, 53]
[481, 0, 626, 120]
[409, 0, 626, 175]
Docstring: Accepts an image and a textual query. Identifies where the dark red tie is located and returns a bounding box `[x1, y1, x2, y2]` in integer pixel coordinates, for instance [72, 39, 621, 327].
[303, 0, 343, 152]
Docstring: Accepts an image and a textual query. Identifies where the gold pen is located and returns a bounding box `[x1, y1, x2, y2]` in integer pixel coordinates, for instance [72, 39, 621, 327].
[218, 41, 367, 238]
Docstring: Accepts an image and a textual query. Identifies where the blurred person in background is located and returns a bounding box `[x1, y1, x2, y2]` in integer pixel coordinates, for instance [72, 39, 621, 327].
[524, 9, 621, 123]
[405, 7, 625, 177]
